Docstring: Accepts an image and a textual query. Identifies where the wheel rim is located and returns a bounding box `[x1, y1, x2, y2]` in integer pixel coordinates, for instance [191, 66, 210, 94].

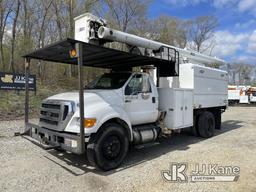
[102, 135, 121, 160]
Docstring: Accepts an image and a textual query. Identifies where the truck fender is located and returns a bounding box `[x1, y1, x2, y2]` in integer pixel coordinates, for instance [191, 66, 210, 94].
[96, 107, 133, 141]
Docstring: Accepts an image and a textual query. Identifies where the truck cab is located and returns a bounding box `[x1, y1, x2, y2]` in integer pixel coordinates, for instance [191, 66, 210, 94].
[40, 71, 158, 134]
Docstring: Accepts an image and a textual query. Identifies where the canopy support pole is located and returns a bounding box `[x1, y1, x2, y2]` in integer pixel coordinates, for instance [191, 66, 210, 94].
[24, 57, 31, 135]
[77, 43, 85, 154]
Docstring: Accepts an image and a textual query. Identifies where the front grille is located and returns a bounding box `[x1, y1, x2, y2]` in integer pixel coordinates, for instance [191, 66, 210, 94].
[39, 100, 74, 131]
[40, 110, 60, 118]
[42, 103, 61, 110]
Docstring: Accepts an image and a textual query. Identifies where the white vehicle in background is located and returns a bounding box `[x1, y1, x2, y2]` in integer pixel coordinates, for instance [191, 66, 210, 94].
[238, 86, 250, 104]
[228, 85, 250, 104]
[25, 13, 228, 171]
[228, 85, 240, 104]
[248, 87, 256, 103]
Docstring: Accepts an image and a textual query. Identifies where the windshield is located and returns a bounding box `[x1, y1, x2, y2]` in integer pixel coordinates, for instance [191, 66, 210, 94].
[86, 72, 132, 89]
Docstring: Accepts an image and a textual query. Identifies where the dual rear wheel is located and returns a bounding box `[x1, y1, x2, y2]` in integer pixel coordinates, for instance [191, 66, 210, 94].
[193, 111, 217, 138]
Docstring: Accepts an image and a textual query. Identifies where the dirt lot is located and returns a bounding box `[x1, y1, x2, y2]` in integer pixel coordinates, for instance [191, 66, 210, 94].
[0, 107, 255, 192]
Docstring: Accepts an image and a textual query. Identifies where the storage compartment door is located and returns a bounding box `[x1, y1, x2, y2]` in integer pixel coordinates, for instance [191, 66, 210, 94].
[174, 90, 184, 128]
[183, 90, 193, 127]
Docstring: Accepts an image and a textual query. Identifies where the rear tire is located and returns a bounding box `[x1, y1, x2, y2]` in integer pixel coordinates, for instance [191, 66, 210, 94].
[191, 114, 199, 136]
[87, 123, 129, 171]
[215, 110, 222, 130]
[197, 111, 215, 138]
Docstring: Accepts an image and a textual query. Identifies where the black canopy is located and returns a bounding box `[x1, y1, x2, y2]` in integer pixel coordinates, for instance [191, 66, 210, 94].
[23, 38, 178, 76]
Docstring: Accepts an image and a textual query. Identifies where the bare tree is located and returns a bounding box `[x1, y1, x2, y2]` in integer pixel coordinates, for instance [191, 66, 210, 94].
[131, 15, 187, 50]
[102, 0, 149, 32]
[21, 0, 29, 45]
[0, 0, 14, 70]
[52, 0, 64, 40]
[84, 0, 99, 12]
[68, 0, 75, 38]
[187, 16, 218, 52]
[152, 15, 187, 48]
[35, 0, 53, 78]
[9, 0, 21, 73]
[20, 0, 35, 56]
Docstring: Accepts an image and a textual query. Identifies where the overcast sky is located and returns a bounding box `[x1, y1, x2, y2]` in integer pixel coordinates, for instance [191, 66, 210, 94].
[149, 0, 256, 64]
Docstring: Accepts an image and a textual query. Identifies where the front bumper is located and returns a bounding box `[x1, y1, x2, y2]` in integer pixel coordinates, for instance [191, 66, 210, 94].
[26, 123, 85, 154]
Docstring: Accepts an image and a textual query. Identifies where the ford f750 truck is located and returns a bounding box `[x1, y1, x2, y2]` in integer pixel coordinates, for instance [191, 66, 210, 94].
[24, 13, 228, 171]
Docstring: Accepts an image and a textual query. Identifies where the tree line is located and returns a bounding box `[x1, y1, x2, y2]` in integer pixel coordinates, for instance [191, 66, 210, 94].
[0, 0, 221, 85]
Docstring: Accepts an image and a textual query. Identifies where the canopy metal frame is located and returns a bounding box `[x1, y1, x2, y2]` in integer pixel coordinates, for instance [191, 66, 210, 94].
[22, 38, 178, 154]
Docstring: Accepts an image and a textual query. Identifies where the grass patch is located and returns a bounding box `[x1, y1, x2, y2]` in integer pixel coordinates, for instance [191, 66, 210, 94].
[0, 78, 79, 121]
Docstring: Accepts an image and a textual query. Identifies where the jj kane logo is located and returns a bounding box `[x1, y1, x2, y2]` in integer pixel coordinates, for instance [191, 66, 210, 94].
[1, 74, 13, 83]
[162, 163, 240, 183]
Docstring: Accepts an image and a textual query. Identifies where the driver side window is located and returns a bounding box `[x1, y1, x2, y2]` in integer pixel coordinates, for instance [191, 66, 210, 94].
[125, 74, 151, 95]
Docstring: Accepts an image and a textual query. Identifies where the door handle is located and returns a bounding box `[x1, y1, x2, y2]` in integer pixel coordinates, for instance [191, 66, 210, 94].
[125, 100, 132, 103]
[152, 97, 156, 103]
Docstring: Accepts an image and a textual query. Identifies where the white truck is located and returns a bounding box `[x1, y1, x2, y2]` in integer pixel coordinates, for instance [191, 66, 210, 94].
[228, 85, 250, 104]
[248, 87, 256, 103]
[28, 13, 228, 171]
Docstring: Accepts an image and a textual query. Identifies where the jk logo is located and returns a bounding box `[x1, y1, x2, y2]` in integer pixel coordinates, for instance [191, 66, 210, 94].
[161, 163, 188, 183]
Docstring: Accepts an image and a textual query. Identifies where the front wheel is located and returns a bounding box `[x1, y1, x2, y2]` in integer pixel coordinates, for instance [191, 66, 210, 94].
[86, 123, 129, 171]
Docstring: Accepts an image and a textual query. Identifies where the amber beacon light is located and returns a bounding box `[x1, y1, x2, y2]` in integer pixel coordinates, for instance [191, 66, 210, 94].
[69, 48, 78, 58]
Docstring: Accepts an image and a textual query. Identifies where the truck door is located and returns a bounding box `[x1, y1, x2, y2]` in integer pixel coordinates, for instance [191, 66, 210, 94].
[124, 74, 158, 125]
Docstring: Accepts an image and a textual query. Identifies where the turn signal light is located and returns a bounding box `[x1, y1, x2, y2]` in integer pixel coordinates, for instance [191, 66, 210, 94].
[69, 48, 77, 58]
[84, 118, 96, 128]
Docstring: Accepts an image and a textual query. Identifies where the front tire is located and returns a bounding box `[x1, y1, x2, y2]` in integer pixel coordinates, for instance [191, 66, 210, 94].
[87, 123, 129, 171]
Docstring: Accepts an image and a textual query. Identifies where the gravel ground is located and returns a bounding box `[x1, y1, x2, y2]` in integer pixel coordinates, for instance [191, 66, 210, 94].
[0, 107, 255, 192]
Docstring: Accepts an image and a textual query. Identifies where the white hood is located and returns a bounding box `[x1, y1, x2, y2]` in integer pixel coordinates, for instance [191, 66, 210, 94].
[44, 89, 129, 134]
[46, 89, 123, 107]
